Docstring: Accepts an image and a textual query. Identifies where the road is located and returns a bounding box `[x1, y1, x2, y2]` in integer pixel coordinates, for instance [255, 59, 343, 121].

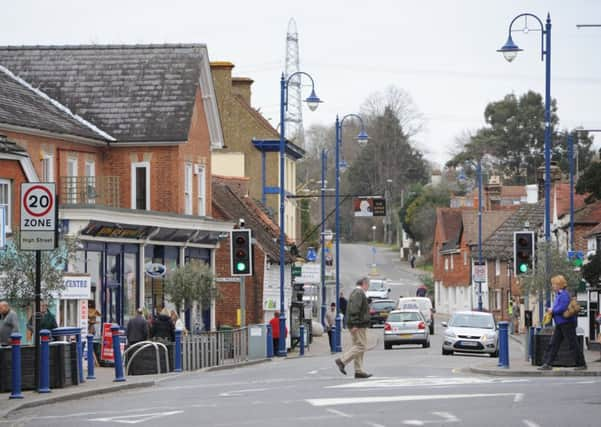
[6, 326, 600, 426]
[338, 243, 421, 301]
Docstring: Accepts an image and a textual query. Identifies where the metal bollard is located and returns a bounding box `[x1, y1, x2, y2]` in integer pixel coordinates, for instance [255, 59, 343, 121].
[335, 314, 343, 353]
[174, 329, 182, 372]
[299, 324, 305, 356]
[9, 333, 24, 399]
[87, 334, 96, 380]
[76, 332, 84, 384]
[266, 324, 273, 358]
[111, 325, 126, 382]
[498, 321, 509, 368]
[38, 329, 51, 393]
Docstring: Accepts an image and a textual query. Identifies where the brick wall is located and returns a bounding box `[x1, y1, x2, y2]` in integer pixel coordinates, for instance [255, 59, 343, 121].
[0, 158, 28, 230]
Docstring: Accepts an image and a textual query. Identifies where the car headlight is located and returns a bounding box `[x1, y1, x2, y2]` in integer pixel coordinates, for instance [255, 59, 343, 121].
[481, 333, 497, 341]
[445, 331, 456, 338]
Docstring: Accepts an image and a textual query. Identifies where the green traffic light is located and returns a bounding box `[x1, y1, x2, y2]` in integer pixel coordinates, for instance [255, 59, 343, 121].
[236, 262, 247, 272]
[573, 258, 583, 267]
[519, 263, 528, 273]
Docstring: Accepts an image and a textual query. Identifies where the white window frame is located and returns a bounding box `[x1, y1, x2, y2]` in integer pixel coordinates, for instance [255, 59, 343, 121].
[67, 157, 78, 203]
[463, 250, 468, 266]
[184, 162, 193, 215]
[41, 153, 54, 182]
[197, 164, 206, 216]
[450, 254, 454, 271]
[85, 160, 96, 204]
[131, 161, 150, 210]
[495, 258, 501, 276]
[444, 257, 449, 271]
[0, 179, 12, 233]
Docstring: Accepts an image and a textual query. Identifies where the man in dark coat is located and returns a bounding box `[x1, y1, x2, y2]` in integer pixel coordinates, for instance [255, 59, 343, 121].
[126, 308, 150, 346]
[338, 292, 348, 328]
[151, 308, 175, 341]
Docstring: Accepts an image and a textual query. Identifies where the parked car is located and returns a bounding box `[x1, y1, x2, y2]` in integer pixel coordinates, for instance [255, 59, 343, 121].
[383, 309, 430, 349]
[441, 311, 498, 357]
[366, 279, 391, 300]
[397, 297, 435, 335]
[369, 299, 397, 327]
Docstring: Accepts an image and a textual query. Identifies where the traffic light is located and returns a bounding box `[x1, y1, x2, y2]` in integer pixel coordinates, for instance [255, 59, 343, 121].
[231, 229, 252, 276]
[513, 231, 535, 275]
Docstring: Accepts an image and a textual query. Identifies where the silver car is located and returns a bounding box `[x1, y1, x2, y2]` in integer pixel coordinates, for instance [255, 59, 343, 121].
[383, 309, 430, 349]
[441, 311, 498, 357]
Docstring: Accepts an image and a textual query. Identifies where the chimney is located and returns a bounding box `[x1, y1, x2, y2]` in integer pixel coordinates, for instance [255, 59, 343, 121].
[537, 161, 561, 201]
[526, 184, 538, 204]
[210, 61, 235, 96]
[232, 77, 254, 105]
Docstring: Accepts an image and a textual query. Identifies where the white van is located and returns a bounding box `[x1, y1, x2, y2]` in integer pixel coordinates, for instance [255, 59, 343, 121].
[397, 297, 435, 334]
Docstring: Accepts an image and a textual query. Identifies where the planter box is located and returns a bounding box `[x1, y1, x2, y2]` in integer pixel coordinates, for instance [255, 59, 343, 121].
[532, 330, 584, 367]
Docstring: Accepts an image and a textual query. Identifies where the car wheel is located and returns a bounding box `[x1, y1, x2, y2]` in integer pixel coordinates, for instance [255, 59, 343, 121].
[384, 343, 392, 350]
[422, 340, 430, 348]
[429, 323, 435, 335]
[442, 348, 453, 355]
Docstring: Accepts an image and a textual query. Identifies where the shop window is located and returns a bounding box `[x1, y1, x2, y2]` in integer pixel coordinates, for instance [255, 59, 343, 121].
[0, 178, 11, 233]
[131, 162, 150, 210]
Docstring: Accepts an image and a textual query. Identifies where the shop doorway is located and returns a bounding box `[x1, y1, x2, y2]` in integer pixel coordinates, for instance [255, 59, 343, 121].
[105, 251, 122, 325]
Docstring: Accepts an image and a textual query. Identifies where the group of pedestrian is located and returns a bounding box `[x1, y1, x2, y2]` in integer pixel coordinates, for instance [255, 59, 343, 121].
[126, 307, 185, 346]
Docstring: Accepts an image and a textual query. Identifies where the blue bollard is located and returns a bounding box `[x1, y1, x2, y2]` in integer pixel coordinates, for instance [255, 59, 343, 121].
[335, 314, 343, 352]
[528, 327, 535, 362]
[38, 329, 51, 393]
[174, 329, 182, 372]
[111, 325, 126, 382]
[9, 333, 23, 399]
[87, 334, 96, 380]
[299, 324, 305, 356]
[498, 321, 509, 368]
[331, 324, 337, 354]
[266, 324, 273, 358]
[76, 332, 84, 384]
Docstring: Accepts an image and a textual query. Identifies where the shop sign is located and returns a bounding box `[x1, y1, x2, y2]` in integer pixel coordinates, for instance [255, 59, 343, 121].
[145, 262, 166, 278]
[59, 275, 92, 300]
[100, 323, 125, 362]
[80, 300, 88, 336]
[352, 197, 386, 217]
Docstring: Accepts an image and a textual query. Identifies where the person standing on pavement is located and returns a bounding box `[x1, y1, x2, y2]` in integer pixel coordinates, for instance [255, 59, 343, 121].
[538, 275, 587, 371]
[512, 298, 521, 334]
[339, 292, 348, 328]
[335, 277, 372, 379]
[0, 301, 19, 346]
[507, 300, 514, 335]
[126, 308, 149, 346]
[269, 311, 287, 353]
[325, 302, 336, 353]
[151, 307, 175, 342]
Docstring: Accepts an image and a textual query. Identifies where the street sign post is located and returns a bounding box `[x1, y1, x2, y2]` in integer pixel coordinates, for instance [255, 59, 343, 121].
[473, 261, 486, 283]
[20, 183, 57, 250]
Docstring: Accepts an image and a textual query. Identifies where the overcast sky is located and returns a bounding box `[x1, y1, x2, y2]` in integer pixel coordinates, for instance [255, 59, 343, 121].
[3, 0, 601, 166]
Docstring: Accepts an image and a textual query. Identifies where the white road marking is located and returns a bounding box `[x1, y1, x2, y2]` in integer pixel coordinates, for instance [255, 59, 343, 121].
[574, 380, 596, 384]
[403, 411, 460, 425]
[219, 387, 268, 397]
[326, 408, 352, 418]
[365, 422, 386, 427]
[308, 370, 319, 374]
[307, 393, 522, 407]
[90, 410, 183, 424]
[327, 376, 528, 389]
[514, 393, 524, 403]
[523, 420, 540, 427]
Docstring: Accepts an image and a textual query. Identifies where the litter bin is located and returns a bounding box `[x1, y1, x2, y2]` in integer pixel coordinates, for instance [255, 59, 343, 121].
[532, 327, 585, 367]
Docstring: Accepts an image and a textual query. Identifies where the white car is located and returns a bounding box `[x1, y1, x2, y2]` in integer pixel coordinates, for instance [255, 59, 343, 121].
[397, 297, 435, 335]
[441, 311, 498, 357]
[366, 279, 391, 300]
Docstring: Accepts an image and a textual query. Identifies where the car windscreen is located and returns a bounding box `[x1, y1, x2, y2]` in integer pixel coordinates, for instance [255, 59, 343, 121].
[399, 302, 420, 311]
[369, 282, 384, 290]
[388, 312, 422, 322]
[371, 301, 395, 310]
[450, 314, 495, 329]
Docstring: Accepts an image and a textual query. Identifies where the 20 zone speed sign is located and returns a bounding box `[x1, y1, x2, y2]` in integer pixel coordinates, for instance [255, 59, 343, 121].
[20, 183, 56, 250]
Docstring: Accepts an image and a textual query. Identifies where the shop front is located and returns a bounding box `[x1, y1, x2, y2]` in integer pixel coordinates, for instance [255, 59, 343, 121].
[61, 208, 233, 331]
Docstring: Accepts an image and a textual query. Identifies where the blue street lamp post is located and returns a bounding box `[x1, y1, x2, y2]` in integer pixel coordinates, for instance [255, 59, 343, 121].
[477, 158, 483, 312]
[321, 148, 328, 328]
[498, 13, 552, 309]
[278, 72, 321, 356]
[334, 114, 368, 352]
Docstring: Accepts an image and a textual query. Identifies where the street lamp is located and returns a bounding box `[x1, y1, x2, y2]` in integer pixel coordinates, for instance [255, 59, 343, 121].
[278, 72, 321, 356]
[320, 148, 328, 329]
[465, 159, 484, 311]
[498, 13, 552, 310]
[335, 114, 368, 352]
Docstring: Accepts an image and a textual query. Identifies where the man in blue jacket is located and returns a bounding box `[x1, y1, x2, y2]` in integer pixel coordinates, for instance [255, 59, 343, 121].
[538, 275, 587, 370]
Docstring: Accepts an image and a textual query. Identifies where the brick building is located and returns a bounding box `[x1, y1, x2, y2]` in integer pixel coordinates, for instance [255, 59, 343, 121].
[0, 45, 233, 331]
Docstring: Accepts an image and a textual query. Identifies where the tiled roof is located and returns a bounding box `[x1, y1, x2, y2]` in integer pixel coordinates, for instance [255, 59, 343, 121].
[462, 210, 514, 247]
[0, 66, 109, 141]
[586, 222, 601, 238]
[481, 202, 545, 260]
[212, 179, 293, 264]
[233, 94, 279, 139]
[437, 208, 463, 252]
[555, 183, 588, 218]
[0, 44, 206, 142]
[572, 200, 601, 225]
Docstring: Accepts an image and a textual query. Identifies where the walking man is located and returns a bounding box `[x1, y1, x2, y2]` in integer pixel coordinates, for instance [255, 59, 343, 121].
[339, 292, 348, 328]
[335, 277, 372, 379]
[0, 301, 19, 346]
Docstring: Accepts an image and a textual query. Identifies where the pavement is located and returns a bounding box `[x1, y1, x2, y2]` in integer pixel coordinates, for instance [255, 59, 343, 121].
[468, 330, 601, 377]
